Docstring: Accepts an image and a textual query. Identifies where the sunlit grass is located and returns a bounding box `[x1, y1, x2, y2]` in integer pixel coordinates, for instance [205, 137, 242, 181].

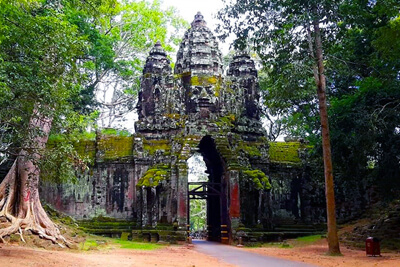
[80, 239, 102, 251]
[113, 240, 162, 250]
[295, 235, 324, 243]
[79, 236, 164, 251]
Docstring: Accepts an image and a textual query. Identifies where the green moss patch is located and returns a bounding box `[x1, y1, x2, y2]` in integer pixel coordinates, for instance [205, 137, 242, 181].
[143, 139, 171, 155]
[214, 114, 235, 128]
[100, 128, 131, 136]
[97, 134, 134, 161]
[137, 165, 171, 187]
[238, 142, 262, 158]
[190, 75, 220, 86]
[269, 142, 308, 163]
[242, 169, 271, 190]
[80, 239, 101, 251]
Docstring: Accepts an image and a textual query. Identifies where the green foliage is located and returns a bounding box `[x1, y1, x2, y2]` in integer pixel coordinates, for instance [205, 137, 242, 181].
[0, 0, 111, 179]
[330, 78, 400, 197]
[66, 0, 188, 126]
[217, 0, 400, 202]
[100, 128, 131, 137]
[242, 169, 271, 190]
[190, 198, 206, 231]
[137, 164, 170, 187]
[0, 0, 89, 154]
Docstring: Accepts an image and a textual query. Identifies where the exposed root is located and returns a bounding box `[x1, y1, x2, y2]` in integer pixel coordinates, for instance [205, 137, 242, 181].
[0, 160, 69, 248]
[18, 227, 26, 243]
[0, 214, 68, 248]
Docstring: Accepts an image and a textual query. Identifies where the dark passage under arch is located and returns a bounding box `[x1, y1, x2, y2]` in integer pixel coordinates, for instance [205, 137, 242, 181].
[188, 135, 229, 242]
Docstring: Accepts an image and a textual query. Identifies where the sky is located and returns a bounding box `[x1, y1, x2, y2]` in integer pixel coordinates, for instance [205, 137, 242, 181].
[161, 0, 224, 28]
[161, 0, 232, 55]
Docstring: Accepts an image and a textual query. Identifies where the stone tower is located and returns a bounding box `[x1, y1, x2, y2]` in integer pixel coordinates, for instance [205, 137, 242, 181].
[134, 12, 269, 243]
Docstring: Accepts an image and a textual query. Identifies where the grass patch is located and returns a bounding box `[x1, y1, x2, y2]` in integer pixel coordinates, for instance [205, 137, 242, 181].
[295, 235, 324, 243]
[79, 237, 164, 251]
[256, 242, 293, 249]
[80, 239, 103, 251]
[113, 240, 162, 250]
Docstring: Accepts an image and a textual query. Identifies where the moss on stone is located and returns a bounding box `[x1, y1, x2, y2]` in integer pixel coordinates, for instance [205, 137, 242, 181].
[97, 134, 134, 162]
[242, 169, 271, 190]
[100, 128, 131, 137]
[73, 139, 96, 161]
[137, 165, 171, 187]
[269, 142, 309, 163]
[214, 114, 235, 128]
[165, 113, 181, 119]
[190, 75, 220, 86]
[238, 142, 262, 158]
[143, 139, 171, 155]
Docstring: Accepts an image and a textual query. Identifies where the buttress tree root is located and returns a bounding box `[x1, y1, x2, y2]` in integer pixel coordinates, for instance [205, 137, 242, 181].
[0, 113, 69, 248]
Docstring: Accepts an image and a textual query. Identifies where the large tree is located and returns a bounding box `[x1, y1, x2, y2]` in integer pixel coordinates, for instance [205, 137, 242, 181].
[217, 0, 342, 254]
[0, 0, 95, 246]
[327, 1, 400, 202]
[0, 0, 185, 246]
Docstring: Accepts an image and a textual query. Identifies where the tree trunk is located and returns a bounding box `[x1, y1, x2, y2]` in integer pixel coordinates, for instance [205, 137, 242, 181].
[313, 18, 341, 255]
[0, 110, 67, 247]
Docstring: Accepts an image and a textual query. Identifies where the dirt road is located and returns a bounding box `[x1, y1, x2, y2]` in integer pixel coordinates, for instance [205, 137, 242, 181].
[193, 240, 316, 267]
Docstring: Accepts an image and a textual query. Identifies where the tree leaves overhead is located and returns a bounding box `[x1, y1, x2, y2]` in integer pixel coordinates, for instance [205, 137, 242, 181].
[217, 0, 400, 198]
[66, 0, 188, 128]
[0, 0, 90, 157]
[0, 0, 187, 175]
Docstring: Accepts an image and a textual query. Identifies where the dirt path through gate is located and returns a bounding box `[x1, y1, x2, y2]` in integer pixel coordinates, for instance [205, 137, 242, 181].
[1, 239, 400, 267]
[193, 240, 316, 267]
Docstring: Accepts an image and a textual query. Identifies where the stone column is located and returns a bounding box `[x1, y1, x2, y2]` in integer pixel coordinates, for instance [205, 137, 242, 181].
[141, 188, 148, 227]
[228, 168, 240, 241]
[176, 162, 188, 229]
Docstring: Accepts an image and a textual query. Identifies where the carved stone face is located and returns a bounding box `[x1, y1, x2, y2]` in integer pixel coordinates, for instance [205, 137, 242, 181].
[190, 84, 218, 113]
[191, 86, 213, 98]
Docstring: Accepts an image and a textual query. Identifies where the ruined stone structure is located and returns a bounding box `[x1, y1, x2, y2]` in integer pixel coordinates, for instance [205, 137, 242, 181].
[133, 13, 269, 243]
[36, 13, 324, 243]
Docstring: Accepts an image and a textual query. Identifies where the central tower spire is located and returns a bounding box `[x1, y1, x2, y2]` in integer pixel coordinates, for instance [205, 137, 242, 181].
[174, 12, 223, 115]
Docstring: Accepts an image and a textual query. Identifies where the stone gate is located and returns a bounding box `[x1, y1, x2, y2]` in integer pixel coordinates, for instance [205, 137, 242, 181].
[37, 13, 324, 244]
[133, 12, 269, 243]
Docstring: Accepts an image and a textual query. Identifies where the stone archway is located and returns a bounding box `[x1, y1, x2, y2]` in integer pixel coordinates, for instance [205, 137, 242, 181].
[188, 136, 229, 243]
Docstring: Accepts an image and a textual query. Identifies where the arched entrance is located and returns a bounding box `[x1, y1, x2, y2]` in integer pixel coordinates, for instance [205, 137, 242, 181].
[188, 136, 229, 243]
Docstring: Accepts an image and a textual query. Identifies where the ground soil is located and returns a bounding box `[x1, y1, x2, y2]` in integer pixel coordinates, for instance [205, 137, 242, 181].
[1, 238, 399, 267]
[246, 238, 400, 267]
[0, 243, 234, 267]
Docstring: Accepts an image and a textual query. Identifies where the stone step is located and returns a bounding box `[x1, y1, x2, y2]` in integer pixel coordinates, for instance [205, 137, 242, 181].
[274, 227, 317, 232]
[82, 228, 132, 234]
